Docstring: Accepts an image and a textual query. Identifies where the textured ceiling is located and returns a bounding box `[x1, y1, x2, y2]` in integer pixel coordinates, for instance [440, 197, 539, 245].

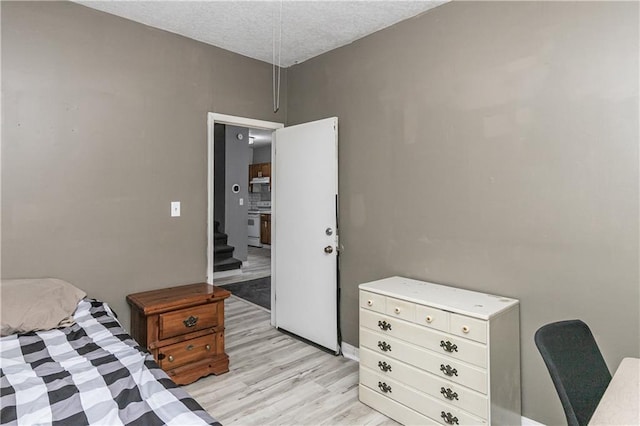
[76, 1, 446, 67]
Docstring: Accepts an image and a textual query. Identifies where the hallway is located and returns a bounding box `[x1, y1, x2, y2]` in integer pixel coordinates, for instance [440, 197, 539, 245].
[214, 246, 270, 286]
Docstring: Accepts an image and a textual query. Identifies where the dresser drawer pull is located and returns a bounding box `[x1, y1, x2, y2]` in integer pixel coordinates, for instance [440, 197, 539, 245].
[367, 300, 373, 306]
[441, 411, 459, 425]
[378, 361, 392, 372]
[378, 381, 392, 393]
[377, 341, 392, 352]
[440, 340, 458, 353]
[377, 320, 392, 331]
[462, 325, 470, 333]
[440, 387, 459, 401]
[183, 315, 199, 328]
[186, 344, 194, 351]
[440, 364, 458, 377]
[425, 315, 433, 323]
[168, 355, 175, 363]
[205, 344, 211, 351]
[394, 307, 401, 314]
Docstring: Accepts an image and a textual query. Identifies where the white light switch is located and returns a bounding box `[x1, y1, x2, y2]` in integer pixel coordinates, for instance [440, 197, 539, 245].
[239, 198, 244, 206]
[171, 201, 181, 217]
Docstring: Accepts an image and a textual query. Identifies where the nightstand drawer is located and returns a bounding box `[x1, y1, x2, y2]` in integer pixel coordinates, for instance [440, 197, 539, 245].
[158, 334, 217, 370]
[159, 303, 218, 340]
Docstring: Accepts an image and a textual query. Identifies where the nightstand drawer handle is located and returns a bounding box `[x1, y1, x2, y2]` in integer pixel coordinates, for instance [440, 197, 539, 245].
[205, 344, 211, 351]
[183, 315, 199, 328]
[168, 355, 174, 363]
[186, 344, 194, 351]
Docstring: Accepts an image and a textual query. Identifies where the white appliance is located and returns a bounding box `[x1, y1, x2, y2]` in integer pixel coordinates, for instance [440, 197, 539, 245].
[248, 201, 271, 248]
[248, 212, 261, 247]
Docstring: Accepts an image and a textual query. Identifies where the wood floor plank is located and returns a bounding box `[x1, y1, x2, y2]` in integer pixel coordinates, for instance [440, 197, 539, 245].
[183, 296, 397, 425]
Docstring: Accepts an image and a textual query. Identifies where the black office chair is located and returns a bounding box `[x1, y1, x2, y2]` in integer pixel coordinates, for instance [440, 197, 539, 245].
[534, 320, 611, 426]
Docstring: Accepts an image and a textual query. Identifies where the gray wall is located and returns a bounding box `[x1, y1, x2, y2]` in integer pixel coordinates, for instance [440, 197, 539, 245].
[252, 145, 272, 164]
[224, 125, 250, 261]
[1, 1, 286, 331]
[287, 2, 638, 424]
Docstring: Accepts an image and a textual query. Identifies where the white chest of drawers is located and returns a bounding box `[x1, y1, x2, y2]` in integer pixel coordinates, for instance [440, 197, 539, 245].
[358, 276, 521, 425]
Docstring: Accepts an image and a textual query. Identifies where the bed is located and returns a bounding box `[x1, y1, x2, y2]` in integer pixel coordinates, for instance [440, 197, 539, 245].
[0, 279, 219, 425]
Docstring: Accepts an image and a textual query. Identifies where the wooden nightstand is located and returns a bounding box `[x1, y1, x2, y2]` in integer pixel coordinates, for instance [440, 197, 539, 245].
[126, 283, 231, 385]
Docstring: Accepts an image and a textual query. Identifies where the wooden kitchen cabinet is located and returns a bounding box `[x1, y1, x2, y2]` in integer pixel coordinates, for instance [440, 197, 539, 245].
[127, 283, 231, 385]
[249, 162, 272, 191]
[261, 213, 271, 244]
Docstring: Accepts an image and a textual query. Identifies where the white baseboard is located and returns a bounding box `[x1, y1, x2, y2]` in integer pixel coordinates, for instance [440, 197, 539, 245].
[521, 416, 544, 425]
[341, 342, 359, 362]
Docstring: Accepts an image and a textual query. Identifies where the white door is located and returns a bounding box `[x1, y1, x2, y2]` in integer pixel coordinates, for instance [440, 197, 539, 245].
[273, 117, 339, 353]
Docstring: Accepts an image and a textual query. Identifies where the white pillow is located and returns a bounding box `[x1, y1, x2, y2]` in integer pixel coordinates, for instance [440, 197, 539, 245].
[1, 278, 86, 336]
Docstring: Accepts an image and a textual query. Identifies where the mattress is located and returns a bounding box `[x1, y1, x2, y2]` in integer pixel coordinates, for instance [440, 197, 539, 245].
[0, 298, 220, 425]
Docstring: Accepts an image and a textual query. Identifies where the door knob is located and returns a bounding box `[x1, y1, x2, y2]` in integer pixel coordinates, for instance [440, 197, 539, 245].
[324, 246, 334, 254]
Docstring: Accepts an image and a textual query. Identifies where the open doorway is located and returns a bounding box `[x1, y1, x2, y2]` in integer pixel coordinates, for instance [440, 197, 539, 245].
[212, 125, 272, 308]
[206, 113, 283, 326]
[207, 113, 340, 353]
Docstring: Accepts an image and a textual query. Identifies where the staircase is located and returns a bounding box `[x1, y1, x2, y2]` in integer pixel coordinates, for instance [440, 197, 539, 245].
[213, 221, 242, 272]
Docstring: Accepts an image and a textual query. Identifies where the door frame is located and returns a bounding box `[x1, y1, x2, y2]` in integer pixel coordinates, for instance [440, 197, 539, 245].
[207, 112, 284, 326]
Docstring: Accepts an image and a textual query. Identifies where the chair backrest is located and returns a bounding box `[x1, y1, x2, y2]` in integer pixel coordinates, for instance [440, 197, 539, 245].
[534, 320, 611, 426]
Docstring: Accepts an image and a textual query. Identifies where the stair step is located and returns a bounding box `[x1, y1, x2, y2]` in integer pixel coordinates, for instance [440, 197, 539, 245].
[214, 257, 242, 272]
[214, 244, 234, 254]
[215, 251, 234, 262]
[214, 233, 227, 244]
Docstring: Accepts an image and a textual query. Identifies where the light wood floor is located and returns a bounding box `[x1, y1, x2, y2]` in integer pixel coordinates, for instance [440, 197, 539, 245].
[184, 296, 398, 426]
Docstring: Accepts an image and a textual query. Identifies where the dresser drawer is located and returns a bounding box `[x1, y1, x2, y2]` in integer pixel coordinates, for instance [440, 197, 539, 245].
[159, 303, 218, 340]
[158, 334, 217, 370]
[360, 328, 488, 394]
[415, 304, 450, 333]
[361, 367, 487, 425]
[359, 385, 440, 425]
[385, 296, 415, 322]
[361, 348, 488, 419]
[450, 313, 487, 344]
[360, 290, 386, 313]
[360, 309, 487, 368]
